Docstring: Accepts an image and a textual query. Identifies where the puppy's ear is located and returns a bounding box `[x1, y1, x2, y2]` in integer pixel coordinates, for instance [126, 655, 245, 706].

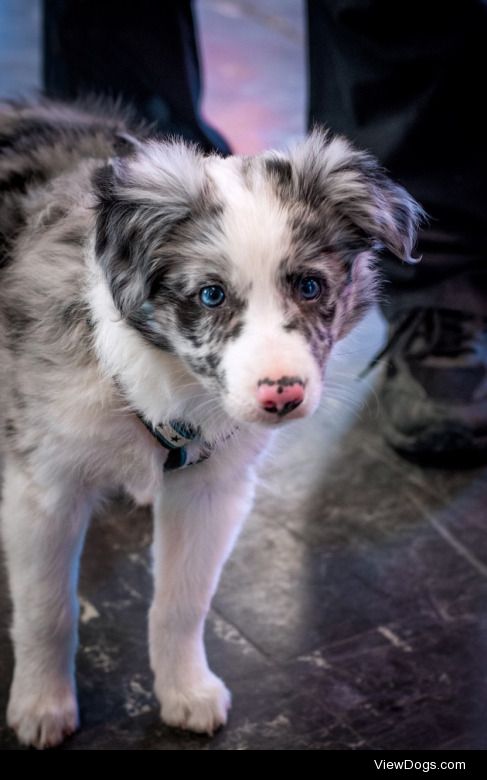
[93, 141, 207, 316]
[290, 128, 424, 263]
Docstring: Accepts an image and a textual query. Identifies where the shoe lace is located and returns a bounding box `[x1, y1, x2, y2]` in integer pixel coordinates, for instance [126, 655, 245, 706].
[359, 308, 484, 379]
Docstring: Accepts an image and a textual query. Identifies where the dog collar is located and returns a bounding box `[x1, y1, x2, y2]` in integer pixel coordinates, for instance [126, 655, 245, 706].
[114, 378, 234, 472]
[113, 375, 212, 472]
[137, 415, 212, 471]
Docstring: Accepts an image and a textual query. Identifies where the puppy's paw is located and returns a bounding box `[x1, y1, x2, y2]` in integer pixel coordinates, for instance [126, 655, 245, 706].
[157, 672, 231, 736]
[7, 685, 79, 749]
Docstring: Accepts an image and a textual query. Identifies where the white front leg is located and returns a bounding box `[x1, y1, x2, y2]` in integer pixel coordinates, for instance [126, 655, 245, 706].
[1, 456, 92, 749]
[149, 454, 259, 735]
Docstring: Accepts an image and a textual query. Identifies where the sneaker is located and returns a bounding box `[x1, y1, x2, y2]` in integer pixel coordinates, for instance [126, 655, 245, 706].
[366, 308, 487, 465]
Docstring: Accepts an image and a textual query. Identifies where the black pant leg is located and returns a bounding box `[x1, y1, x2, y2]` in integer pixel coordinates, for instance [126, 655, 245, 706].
[307, 0, 487, 317]
[43, 0, 230, 154]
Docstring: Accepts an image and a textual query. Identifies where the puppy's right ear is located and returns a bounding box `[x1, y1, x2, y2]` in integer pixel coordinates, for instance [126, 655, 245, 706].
[93, 159, 154, 317]
[92, 141, 207, 317]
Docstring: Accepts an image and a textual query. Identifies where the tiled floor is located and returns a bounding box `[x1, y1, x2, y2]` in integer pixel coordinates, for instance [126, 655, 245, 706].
[1, 0, 487, 751]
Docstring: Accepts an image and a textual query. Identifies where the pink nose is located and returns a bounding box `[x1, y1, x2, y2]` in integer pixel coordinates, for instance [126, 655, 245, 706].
[256, 377, 305, 416]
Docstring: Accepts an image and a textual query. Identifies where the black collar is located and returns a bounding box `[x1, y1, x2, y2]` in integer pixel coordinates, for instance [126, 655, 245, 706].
[136, 415, 212, 471]
[114, 376, 236, 472]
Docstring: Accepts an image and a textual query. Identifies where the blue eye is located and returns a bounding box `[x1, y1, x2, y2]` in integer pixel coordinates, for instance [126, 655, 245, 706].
[199, 285, 226, 308]
[298, 276, 322, 301]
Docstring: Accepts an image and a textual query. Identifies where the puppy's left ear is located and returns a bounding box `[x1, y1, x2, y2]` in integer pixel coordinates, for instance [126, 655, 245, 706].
[291, 129, 425, 263]
[351, 163, 425, 264]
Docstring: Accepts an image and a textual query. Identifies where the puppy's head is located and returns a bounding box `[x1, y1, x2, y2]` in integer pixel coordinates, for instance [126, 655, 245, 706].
[93, 129, 422, 426]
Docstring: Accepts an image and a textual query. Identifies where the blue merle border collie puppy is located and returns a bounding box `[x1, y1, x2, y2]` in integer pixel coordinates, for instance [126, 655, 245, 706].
[0, 99, 421, 748]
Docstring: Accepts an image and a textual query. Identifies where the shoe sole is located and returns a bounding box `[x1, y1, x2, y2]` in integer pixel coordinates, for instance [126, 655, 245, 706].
[383, 422, 487, 468]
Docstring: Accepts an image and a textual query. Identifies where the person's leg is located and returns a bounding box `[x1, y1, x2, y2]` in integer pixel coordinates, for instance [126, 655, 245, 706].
[307, 0, 487, 317]
[307, 0, 487, 462]
[43, 0, 230, 154]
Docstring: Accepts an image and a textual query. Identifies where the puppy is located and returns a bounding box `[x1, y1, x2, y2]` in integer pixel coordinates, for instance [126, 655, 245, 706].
[0, 100, 421, 748]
